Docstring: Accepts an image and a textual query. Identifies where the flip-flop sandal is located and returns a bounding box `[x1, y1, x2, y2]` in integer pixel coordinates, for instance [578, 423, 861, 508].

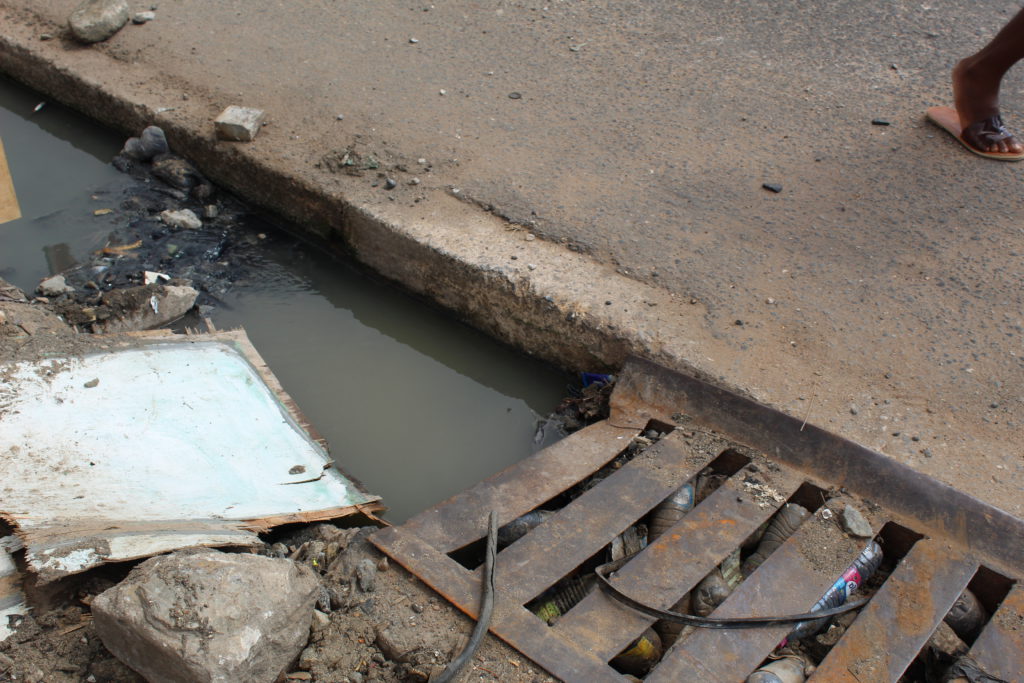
[926, 106, 1024, 161]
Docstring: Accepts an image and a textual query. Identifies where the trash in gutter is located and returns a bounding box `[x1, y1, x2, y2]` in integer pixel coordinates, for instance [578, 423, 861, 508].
[0, 136, 21, 224]
[0, 328, 382, 584]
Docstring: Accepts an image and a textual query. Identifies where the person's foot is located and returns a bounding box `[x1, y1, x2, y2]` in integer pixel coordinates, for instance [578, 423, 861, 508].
[953, 57, 1024, 155]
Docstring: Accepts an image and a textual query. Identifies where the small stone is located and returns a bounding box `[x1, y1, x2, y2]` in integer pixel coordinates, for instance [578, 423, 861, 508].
[312, 609, 330, 628]
[528, 263, 536, 270]
[84, 378, 100, 388]
[411, 603, 424, 613]
[871, 118, 891, 126]
[990, 402, 999, 409]
[384, 178, 397, 190]
[849, 404, 859, 415]
[766, 297, 775, 304]
[508, 92, 523, 99]
[409, 177, 421, 185]
[439, 89, 447, 95]
[409, 37, 419, 43]
[525, 233, 536, 241]
[68, 0, 130, 43]
[38, 274, 73, 296]
[204, 204, 219, 219]
[336, 114, 345, 120]
[40, 33, 53, 40]
[762, 182, 783, 193]
[417, 158, 427, 164]
[131, 10, 155, 23]
[214, 106, 267, 142]
[160, 208, 202, 230]
[840, 505, 873, 538]
[355, 558, 377, 592]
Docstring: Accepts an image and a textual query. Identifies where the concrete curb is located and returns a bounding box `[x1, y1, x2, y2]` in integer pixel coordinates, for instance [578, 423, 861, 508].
[0, 12, 747, 396]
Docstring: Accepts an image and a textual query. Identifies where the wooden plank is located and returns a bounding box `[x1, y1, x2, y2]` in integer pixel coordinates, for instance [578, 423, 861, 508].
[0, 137, 20, 224]
[810, 539, 976, 682]
[401, 420, 639, 552]
[371, 525, 624, 682]
[647, 511, 873, 683]
[495, 432, 717, 605]
[965, 584, 1024, 683]
[553, 465, 804, 661]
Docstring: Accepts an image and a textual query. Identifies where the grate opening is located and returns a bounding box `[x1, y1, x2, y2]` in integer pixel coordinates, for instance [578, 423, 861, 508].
[901, 566, 1014, 681]
[520, 448, 752, 634]
[445, 422, 674, 571]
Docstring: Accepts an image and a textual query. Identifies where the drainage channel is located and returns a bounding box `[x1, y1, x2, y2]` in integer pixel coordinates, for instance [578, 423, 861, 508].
[0, 75, 570, 523]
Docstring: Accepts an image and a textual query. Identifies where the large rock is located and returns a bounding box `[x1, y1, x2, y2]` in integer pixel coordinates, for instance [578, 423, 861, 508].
[68, 0, 130, 43]
[93, 284, 198, 333]
[92, 549, 320, 683]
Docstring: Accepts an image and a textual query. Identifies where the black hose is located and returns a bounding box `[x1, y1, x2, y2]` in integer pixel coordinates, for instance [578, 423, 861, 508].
[595, 561, 870, 629]
[433, 510, 498, 683]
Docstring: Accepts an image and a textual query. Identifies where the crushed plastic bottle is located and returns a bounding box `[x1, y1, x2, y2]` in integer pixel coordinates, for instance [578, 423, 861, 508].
[648, 482, 695, 541]
[787, 540, 884, 640]
[742, 504, 810, 577]
[646, 481, 696, 647]
[943, 588, 986, 642]
[746, 655, 809, 683]
[693, 547, 743, 616]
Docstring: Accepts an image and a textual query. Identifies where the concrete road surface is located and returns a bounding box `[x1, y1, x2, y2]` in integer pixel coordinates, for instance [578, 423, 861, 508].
[1, 0, 1021, 515]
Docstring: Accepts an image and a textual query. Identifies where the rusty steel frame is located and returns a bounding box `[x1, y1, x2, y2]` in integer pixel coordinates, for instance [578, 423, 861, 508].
[371, 357, 1024, 682]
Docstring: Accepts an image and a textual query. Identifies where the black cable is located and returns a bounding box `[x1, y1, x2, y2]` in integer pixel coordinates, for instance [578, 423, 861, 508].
[595, 561, 870, 629]
[434, 510, 498, 682]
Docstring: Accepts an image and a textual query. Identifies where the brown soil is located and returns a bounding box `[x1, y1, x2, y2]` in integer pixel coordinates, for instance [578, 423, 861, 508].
[1, 527, 553, 683]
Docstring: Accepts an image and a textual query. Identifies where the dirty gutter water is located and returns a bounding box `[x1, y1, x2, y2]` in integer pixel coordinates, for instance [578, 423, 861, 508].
[0, 75, 569, 522]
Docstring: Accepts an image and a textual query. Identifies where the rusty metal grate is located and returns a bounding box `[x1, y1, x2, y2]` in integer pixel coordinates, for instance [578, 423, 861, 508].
[372, 358, 1023, 682]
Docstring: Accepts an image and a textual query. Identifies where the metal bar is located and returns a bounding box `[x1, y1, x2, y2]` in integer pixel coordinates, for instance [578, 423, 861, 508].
[554, 465, 804, 661]
[371, 525, 624, 682]
[965, 584, 1024, 683]
[495, 431, 716, 605]
[610, 357, 1024, 575]
[809, 539, 977, 682]
[647, 511, 872, 683]
[400, 420, 637, 553]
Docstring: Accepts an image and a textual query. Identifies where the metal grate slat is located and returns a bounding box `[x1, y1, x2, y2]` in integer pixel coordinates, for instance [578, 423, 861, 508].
[371, 524, 624, 681]
[963, 584, 1024, 683]
[647, 510, 879, 683]
[495, 431, 716, 605]
[554, 464, 804, 661]
[809, 539, 976, 682]
[401, 420, 637, 553]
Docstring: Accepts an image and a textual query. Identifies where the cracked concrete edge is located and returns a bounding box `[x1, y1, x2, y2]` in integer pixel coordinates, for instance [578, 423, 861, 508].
[0, 17, 783, 410]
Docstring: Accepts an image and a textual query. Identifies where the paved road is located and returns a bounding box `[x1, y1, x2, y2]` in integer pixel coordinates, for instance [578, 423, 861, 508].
[1, 0, 1022, 514]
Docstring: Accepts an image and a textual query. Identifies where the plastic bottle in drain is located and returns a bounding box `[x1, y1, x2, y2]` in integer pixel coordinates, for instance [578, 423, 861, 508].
[787, 539, 884, 640]
[648, 482, 695, 541]
[746, 655, 810, 683]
